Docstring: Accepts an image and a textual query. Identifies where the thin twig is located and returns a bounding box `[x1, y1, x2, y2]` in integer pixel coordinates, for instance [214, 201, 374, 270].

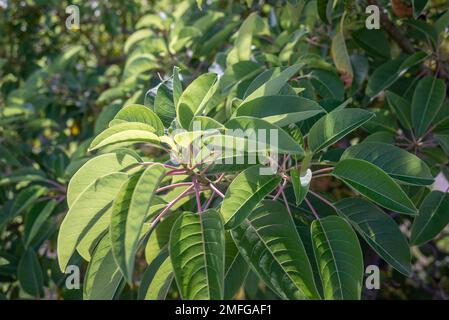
[309, 190, 337, 209]
[151, 185, 194, 227]
[155, 182, 193, 193]
[304, 197, 320, 219]
[281, 191, 292, 216]
[192, 177, 202, 213]
[209, 183, 225, 198]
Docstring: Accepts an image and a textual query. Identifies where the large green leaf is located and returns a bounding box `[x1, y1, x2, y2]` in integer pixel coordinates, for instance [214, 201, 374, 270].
[308, 109, 374, 152]
[138, 251, 174, 300]
[67, 152, 140, 207]
[366, 52, 427, 97]
[58, 172, 129, 271]
[411, 191, 449, 246]
[18, 249, 44, 297]
[231, 200, 320, 300]
[176, 73, 218, 129]
[84, 233, 123, 300]
[113, 104, 164, 135]
[169, 210, 225, 300]
[110, 164, 166, 282]
[333, 159, 417, 215]
[336, 198, 411, 276]
[145, 212, 180, 265]
[90, 122, 156, 151]
[221, 165, 281, 229]
[311, 216, 363, 300]
[224, 232, 249, 299]
[341, 142, 433, 186]
[224, 116, 304, 155]
[385, 91, 412, 130]
[88, 129, 160, 152]
[411, 76, 446, 137]
[234, 95, 324, 127]
[242, 64, 302, 104]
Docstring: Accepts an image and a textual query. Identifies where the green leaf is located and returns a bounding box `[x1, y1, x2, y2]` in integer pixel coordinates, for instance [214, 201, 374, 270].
[308, 109, 374, 152]
[311, 216, 363, 300]
[172, 66, 182, 107]
[411, 191, 449, 246]
[25, 200, 57, 247]
[224, 232, 249, 299]
[169, 209, 225, 300]
[221, 165, 281, 229]
[90, 122, 156, 151]
[226, 13, 262, 66]
[11, 186, 47, 217]
[435, 9, 449, 34]
[225, 116, 304, 155]
[435, 133, 449, 155]
[291, 168, 310, 206]
[88, 129, 160, 152]
[176, 73, 218, 129]
[234, 95, 324, 127]
[154, 82, 176, 127]
[58, 172, 129, 271]
[333, 159, 417, 215]
[138, 251, 174, 300]
[341, 142, 433, 186]
[18, 249, 44, 297]
[317, 0, 333, 24]
[310, 69, 345, 101]
[231, 200, 320, 299]
[84, 233, 123, 300]
[385, 91, 412, 130]
[336, 198, 411, 276]
[366, 52, 427, 97]
[331, 14, 353, 86]
[411, 76, 446, 137]
[113, 104, 165, 135]
[110, 164, 166, 282]
[67, 152, 140, 208]
[242, 64, 302, 103]
[145, 212, 180, 265]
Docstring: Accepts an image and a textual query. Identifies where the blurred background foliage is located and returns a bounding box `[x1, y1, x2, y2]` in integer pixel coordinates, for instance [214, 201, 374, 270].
[1, 0, 449, 299]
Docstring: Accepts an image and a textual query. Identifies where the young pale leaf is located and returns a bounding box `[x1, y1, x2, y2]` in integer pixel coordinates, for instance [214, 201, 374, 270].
[331, 14, 353, 86]
[113, 104, 165, 135]
[385, 91, 412, 130]
[224, 232, 249, 299]
[234, 95, 325, 127]
[308, 109, 374, 152]
[18, 249, 44, 298]
[336, 198, 411, 276]
[138, 251, 174, 300]
[67, 152, 140, 207]
[333, 159, 417, 215]
[341, 142, 434, 186]
[231, 200, 320, 300]
[111, 164, 166, 282]
[169, 210, 225, 300]
[411, 191, 449, 246]
[221, 165, 281, 229]
[311, 216, 363, 300]
[84, 233, 123, 300]
[58, 172, 128, 271]
[411, 76, 445, 137]
[176, 73, 218, 129]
